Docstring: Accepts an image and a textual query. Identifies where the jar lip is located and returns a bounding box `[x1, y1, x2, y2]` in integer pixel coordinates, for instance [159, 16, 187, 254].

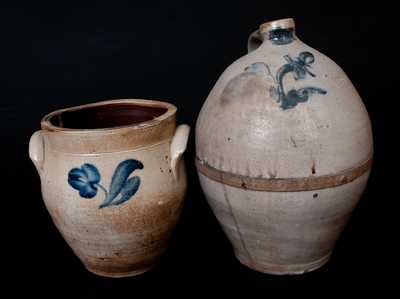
[259, 18, 295, 34]
[41, 99, 177, 134]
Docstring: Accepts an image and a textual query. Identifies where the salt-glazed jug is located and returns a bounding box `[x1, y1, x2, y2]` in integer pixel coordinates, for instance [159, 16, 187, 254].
[195, 18, 373, 274]
[29, 99, 190, 277]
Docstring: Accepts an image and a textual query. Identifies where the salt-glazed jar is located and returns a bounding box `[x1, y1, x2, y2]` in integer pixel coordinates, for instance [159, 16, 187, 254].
[29, 99, 190, 277]
[195, 18, 373, 274]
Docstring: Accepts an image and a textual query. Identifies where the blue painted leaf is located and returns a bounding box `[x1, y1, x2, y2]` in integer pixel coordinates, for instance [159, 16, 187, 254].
[111, 176, 141, 206]
[68, 163, 101, 198]
[99, 159, 143, 208]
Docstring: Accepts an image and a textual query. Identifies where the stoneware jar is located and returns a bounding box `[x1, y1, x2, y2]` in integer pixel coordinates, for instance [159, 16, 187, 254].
[29, 99, 190, 277]
[195, 18, 373, 274]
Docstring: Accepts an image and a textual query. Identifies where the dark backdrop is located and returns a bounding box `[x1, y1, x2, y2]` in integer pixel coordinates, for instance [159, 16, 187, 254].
[2, 2, 398, 296]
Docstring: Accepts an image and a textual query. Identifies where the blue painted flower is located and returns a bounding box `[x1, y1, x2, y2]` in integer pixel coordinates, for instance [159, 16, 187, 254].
[68, 163, 101, 198]
[67, 159, 143, 208]
[245, 51, 327, 110]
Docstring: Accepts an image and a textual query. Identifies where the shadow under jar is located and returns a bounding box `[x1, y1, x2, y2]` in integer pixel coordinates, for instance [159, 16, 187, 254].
[29, 99, 190, 277]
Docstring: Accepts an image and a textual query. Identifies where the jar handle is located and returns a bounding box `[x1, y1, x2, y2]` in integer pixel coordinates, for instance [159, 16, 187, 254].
[247, 29, 263, 53]
[170, 124, 190, 180]
[29, 130, 45, 176]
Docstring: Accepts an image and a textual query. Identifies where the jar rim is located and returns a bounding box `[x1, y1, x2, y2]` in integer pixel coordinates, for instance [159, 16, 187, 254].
[41, 99, 177, 134]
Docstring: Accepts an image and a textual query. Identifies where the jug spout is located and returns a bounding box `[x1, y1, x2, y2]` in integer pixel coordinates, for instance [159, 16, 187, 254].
[248, 18, 296, 52]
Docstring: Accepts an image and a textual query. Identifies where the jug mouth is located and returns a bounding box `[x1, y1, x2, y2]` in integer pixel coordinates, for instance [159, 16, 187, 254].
[41, 99, 177, 133]
[259, 18, 295, 34]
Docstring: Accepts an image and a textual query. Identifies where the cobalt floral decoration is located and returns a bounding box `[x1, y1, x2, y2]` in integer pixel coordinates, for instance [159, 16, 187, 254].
[68, 159, 143, 208]
[68, 163, 101, 198]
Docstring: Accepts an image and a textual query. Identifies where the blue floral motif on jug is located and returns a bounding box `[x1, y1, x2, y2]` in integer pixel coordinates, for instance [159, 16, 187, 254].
[245, 51, 327, 110]
[68, 159, 143, 208]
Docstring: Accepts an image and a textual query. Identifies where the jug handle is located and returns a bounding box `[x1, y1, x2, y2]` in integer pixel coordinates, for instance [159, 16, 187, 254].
[170, 124, 190, 180]
[247, 29, 263, 53]
[29, 130, 45, 176]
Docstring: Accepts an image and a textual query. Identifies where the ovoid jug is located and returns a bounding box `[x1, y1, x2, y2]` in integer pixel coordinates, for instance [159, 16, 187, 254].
[195, 18, 373, 274]
[29, 99, 190, 277]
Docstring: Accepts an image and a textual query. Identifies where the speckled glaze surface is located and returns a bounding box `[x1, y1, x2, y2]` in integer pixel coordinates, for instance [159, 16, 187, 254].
[29, 99, 190, 277]
[195, 18, 373, 274]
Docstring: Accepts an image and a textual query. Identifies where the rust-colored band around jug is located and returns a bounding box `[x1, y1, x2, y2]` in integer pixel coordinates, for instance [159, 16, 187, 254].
[195, 156, 373, 192]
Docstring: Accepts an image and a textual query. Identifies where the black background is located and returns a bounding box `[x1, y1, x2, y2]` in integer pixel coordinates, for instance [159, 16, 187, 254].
[2, 1, 398, 295]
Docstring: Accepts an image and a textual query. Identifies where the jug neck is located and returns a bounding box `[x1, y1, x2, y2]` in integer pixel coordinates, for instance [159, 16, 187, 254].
[260, 18, 296, 46]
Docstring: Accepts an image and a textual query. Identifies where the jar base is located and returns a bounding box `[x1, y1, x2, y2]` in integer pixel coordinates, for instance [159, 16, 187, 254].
[235, 252, 332, 275]
[85, 266, 154, 278]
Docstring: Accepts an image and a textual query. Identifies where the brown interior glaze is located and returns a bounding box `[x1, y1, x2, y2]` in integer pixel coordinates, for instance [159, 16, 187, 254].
[49, 103, 168, 129]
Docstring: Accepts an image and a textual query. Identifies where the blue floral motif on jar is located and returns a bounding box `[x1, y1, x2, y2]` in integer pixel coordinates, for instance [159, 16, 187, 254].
[68, 159, 143, 208]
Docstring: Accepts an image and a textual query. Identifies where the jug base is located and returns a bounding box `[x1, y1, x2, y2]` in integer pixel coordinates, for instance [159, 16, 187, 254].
[235, 252, 331, 275]
[85, 266, 153, 278]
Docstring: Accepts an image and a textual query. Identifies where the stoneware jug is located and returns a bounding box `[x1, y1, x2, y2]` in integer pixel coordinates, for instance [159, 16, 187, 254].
[195, 18, 373, 274]
[29, 99, 190, 277]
